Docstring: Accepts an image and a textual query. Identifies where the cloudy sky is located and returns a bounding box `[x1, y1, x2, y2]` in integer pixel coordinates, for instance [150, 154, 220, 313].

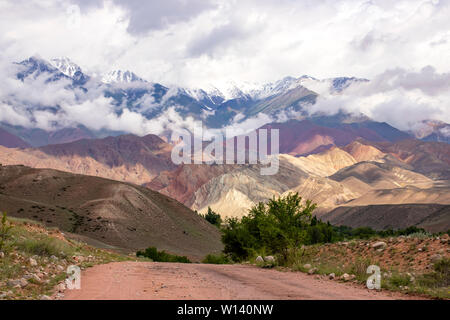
[1, 0, 449, 87]
[0, 0, 449, 133]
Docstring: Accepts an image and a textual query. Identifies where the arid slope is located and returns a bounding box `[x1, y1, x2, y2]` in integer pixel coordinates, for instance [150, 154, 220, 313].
[0, 165, 222, 260]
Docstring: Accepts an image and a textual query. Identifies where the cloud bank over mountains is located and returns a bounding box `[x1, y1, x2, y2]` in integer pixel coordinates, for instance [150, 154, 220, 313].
[0, 0, 449, 136]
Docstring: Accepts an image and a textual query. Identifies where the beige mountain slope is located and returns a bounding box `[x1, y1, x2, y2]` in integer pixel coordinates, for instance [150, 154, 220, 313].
[343, 186, 450, 206]
[0, 146, 154, 185]
[190, 159, 309, 218]
[146, 163, 238, 207]
[330, 161, 434, 190]
[342, 140, 386, 162]
[0, 134, 175, 185]
[361, 139, 450, 179]
[0, 165, 222, 260]
[282, 176, 361, 211]
[149, 145, 445, 219]
[321, 204, 450, 233]
[279, 147, 357, 177]
[189, 148, 363, 218]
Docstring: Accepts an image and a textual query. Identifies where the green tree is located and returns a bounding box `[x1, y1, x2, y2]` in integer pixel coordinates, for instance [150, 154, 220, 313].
[221, 193, 317, 262]
[203, 207, 222, 227]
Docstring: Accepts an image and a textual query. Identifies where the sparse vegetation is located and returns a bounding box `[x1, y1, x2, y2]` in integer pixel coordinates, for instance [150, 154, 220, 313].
[0, 212, 13, 251]
[136, 247, 191, 263]
[202, 253, 232, 264]
[0, 216, 129, 300]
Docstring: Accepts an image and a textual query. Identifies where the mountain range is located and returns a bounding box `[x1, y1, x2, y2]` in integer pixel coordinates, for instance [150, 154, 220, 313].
[0, 55, 449, 237]
[1, 56, 448, 147]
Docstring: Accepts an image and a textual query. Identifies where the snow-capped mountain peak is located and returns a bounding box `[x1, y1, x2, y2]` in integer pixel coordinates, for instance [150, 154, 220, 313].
[50, 57, 82, 78]
[102, 70, 144, 84]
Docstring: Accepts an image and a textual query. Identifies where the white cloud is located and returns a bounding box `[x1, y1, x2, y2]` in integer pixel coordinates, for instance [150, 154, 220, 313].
[1, 0, 449, 87]
[0, 0, 449, 134]
[307, 66, 450, 130]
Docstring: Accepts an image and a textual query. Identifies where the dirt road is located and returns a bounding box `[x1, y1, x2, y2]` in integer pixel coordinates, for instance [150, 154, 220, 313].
[63, 262, 417, 300]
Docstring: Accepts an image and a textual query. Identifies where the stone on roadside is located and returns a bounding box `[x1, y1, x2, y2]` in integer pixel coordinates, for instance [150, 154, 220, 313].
[303, 264, 312, 270]
[56, 283, 66, 292]
[341, 273, 351, 281]
[372, 241, 387, 249]
[7, 278, 28, 288]
[264, 256, 275, 263]
[255, 256, 264, 263]
[328, 273, 335, 280]
[308, 268, 318, 275]
[29, 257, 38, 266]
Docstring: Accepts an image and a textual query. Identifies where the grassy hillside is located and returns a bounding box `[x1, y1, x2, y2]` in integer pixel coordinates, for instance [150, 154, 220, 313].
[0, 215, 129, 300]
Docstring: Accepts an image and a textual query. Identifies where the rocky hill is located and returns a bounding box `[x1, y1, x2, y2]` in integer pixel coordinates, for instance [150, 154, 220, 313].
[0, 165, 222, 260]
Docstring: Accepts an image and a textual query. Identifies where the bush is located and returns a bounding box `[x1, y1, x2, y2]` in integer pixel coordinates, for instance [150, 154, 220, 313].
[417, 258, 450, 288]
[388, 273, 411, 287]
[221, 193, 316, 262]
[202, 253, 232, 264]
[136, 247, 191, 263]
[202, 207, 222, 227]
[0, 212, 12, 251]
[16, 237, 72, 257]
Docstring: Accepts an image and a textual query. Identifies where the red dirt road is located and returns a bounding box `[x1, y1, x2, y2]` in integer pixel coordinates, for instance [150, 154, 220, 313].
[63, 262, 418, 300]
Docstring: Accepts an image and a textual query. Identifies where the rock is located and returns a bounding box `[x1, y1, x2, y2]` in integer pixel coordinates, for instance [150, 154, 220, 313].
[308, 268, 318, 275]
[7, 278, 28, 288]
[350, 274, 356, 280]
[39, 295, 52, 300]
[255, 256, 264, 263]
[23, 274, 33, 280]
[328, 273, 335, 280]
[31, 274, 41, 282]
[430, 254, 443, 263]
[50, 255, 58, 261]
[341, 273, 351, 281]
[56, 283, 66, 292]
[29, 257, 38, 266]
[0, 252, 4, 259]
[56, 265, 64, 272]
[0, 293, 7, 299]
[372, 241, 387, 249]
[303, 264, 312, 269]
[264, 256, 275, 263]
[72, 255, 85, 263]
[376, 248, 384, 253]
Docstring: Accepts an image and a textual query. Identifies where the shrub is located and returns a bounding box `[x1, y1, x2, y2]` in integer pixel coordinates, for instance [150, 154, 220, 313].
[417, 258, 450, 288]
[0, 212, 12, 251]
[202, 207, 222, 227]
[202, 253, 232, 264]
[136, 247, 191, 263]
[16, 237, 72, 257]
[221, 193, 316, 262]
[407, 232, 432, 239]
[388, 273, 411, 287]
